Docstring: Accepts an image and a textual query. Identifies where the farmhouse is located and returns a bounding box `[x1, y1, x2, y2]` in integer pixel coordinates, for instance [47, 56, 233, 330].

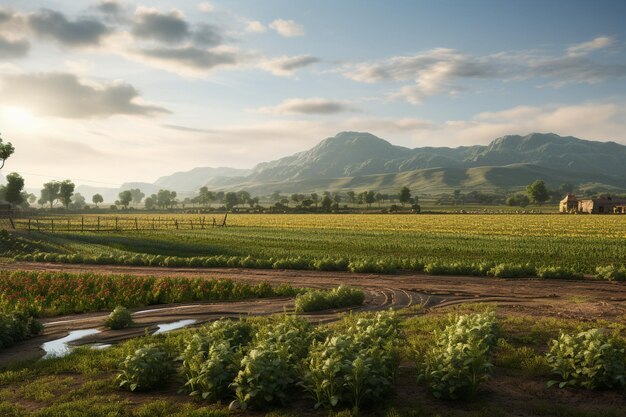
[560, 194, 626, 214]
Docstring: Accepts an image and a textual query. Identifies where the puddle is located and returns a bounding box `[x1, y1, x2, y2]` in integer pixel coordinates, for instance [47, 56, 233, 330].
[153, 319, 197, 335]
[41, 329, 100, 359]
[90, 343, 112, 350]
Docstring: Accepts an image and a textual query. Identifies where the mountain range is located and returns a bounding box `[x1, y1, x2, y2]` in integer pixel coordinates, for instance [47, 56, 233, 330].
[76, 132, 626, 201]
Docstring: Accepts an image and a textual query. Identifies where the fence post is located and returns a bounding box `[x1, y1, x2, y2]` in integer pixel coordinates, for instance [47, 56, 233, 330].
[115, 217, 118, 231]
[97, 216, 100, 232]
[190, 220, 193, 230]
[135, 218, 139, 231]
[51, 219, 54, 233]
[37, 219, 40, 231]
[152, 218, 155, 230]
[28, 218, 31, 232]
[175, 219, 178, 230]
[67, 218, 70, 232]
[81, 217, 84, 232]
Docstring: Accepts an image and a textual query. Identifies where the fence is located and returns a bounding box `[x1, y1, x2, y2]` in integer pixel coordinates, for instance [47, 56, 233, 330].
[14, 215, 228, 233]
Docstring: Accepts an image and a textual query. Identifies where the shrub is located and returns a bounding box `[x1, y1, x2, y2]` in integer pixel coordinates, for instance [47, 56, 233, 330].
[416, 313, 498, 400]
[294, 286, 365, 313]
[184, 341, 240, 401]
[230, 347, 292, 410]
[300, 311, 400, 411]
[104, 306, 133, 330]
[272, 257, 311, 270]
[117, 344, 174, 391]
[537, 266, 583, 280]
[546, 329, 626, 389]
[595, 265, 626, 282]
[0, 311, 43, 350]
[487, 263, 536, 278]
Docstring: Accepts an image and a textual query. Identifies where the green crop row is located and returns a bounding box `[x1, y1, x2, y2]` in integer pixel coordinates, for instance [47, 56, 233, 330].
[16, 251, 625, 281]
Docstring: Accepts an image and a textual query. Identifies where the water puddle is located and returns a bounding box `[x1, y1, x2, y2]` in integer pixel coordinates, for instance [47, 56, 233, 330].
[153, 319, 197, 335]
[90, 343, 112, 350]
[41, 329, 100, 359]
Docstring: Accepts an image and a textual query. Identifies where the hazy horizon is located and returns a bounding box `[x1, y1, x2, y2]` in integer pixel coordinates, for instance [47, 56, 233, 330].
[1, 0, 625, 188]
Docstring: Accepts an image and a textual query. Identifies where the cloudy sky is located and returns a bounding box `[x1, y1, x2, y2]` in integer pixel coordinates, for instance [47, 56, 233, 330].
[1, 0, 625, 188]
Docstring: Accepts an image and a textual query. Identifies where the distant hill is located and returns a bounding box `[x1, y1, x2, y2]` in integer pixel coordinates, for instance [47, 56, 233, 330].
[205, 131, 626, 194]
[74, 131, 626, 201]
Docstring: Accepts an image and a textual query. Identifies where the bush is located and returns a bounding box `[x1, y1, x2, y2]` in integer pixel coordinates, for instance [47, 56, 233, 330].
[595, 265, 626, 281]
[104, 306, 133, 330]
[117, 344, 174, 391]
[184, 341, 240, 401]
[487, 263, 536, 278]
[546, 329, 626, 389]
[537, 266, 583, 280]
[300, 311, 400, 411]
[0, 311, 43, 350]
[294, 286, 365, 313]
[416, 313, 498, 400]
[230, 315, 314, 410]
[230, 347, 292, 410]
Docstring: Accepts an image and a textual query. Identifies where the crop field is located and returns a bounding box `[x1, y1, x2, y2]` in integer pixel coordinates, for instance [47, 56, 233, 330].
[2, 214, 626, 416]
[6, 213, 626, 274]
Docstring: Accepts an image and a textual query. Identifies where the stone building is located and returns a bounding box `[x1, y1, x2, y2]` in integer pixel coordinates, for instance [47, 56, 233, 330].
[561, 194, 626, 214]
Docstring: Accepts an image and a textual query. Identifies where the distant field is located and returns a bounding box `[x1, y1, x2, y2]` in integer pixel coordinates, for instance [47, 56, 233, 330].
[8, 213, 626, 273]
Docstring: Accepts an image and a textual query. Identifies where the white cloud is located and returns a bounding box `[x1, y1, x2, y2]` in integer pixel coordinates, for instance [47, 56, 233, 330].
[197, 2, 214, 13]
[345, 38, 626, 105]
[566, 36, 614, 57]
[257, 98, 357, 115]
[245, 20, 266, 33]
[258, 54, 319, 76]
[269, 19, 304, 37]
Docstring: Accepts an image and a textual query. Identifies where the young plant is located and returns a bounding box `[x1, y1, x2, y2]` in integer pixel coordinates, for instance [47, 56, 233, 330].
[104, 306, 133, 330]
[117, 344, 173, 391]
[546, 328, 626, 389]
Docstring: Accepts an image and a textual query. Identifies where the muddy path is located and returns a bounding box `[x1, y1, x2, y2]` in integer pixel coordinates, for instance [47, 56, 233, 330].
[1, 261, 625, 366]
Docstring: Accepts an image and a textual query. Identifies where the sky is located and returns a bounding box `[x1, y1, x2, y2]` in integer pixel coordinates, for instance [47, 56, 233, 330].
[0, 0, 625, 188]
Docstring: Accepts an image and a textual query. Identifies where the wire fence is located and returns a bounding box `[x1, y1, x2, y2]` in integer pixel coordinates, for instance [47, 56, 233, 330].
[12, 215, 228, 233]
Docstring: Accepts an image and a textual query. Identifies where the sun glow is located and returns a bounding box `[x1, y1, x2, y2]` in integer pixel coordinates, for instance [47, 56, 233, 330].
[1, 106, 40, 132]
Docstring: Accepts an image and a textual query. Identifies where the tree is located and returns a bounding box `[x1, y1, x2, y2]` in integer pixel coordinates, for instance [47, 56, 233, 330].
[223, 192, 239, 210]
[375, 192, 383, 206]
[310, 193, 319, 207]
[399, 186, 412, 207]
[92, 194, 103, 207]
[70, 193, 86, 209]
[0, 133, 15, 170]
[129, 188, 145, 205]
[364, 191, 376, 207]
[321, 195, 333, 211]
[156, 189, 176, 208]
[453, 189, 462, 205]
[526, 180, 549, 205]
[118, 190, 133, 208]
[270, 191, 282, 203]
[290, 193, 301, 206]
[2, 172, 24, 206]
[41, 181, 61, 208]
[144, 196, 156, 210]
[59, 180, 75, 209]
[346, 190, 356, 206]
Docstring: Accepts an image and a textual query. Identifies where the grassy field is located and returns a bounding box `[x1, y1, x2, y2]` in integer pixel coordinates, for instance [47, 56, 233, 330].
[7, 213, 626, 273]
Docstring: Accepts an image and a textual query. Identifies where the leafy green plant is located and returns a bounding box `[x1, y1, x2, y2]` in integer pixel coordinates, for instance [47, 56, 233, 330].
[104, 306, 133, 330]
[230, 347, 292, 410]
[416, 312, 498, 400]
[537, 266, 583, 280]
[300, 311, 400, 412]
[595, 265, 626, 282]
[487, 263, 536, 278]
[294, 285, 365, 313]
[117, 344, 173, 391]
[184, 341, 240, 401]
[546, 328, 626, 389]
[0, 311, 43, 350]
